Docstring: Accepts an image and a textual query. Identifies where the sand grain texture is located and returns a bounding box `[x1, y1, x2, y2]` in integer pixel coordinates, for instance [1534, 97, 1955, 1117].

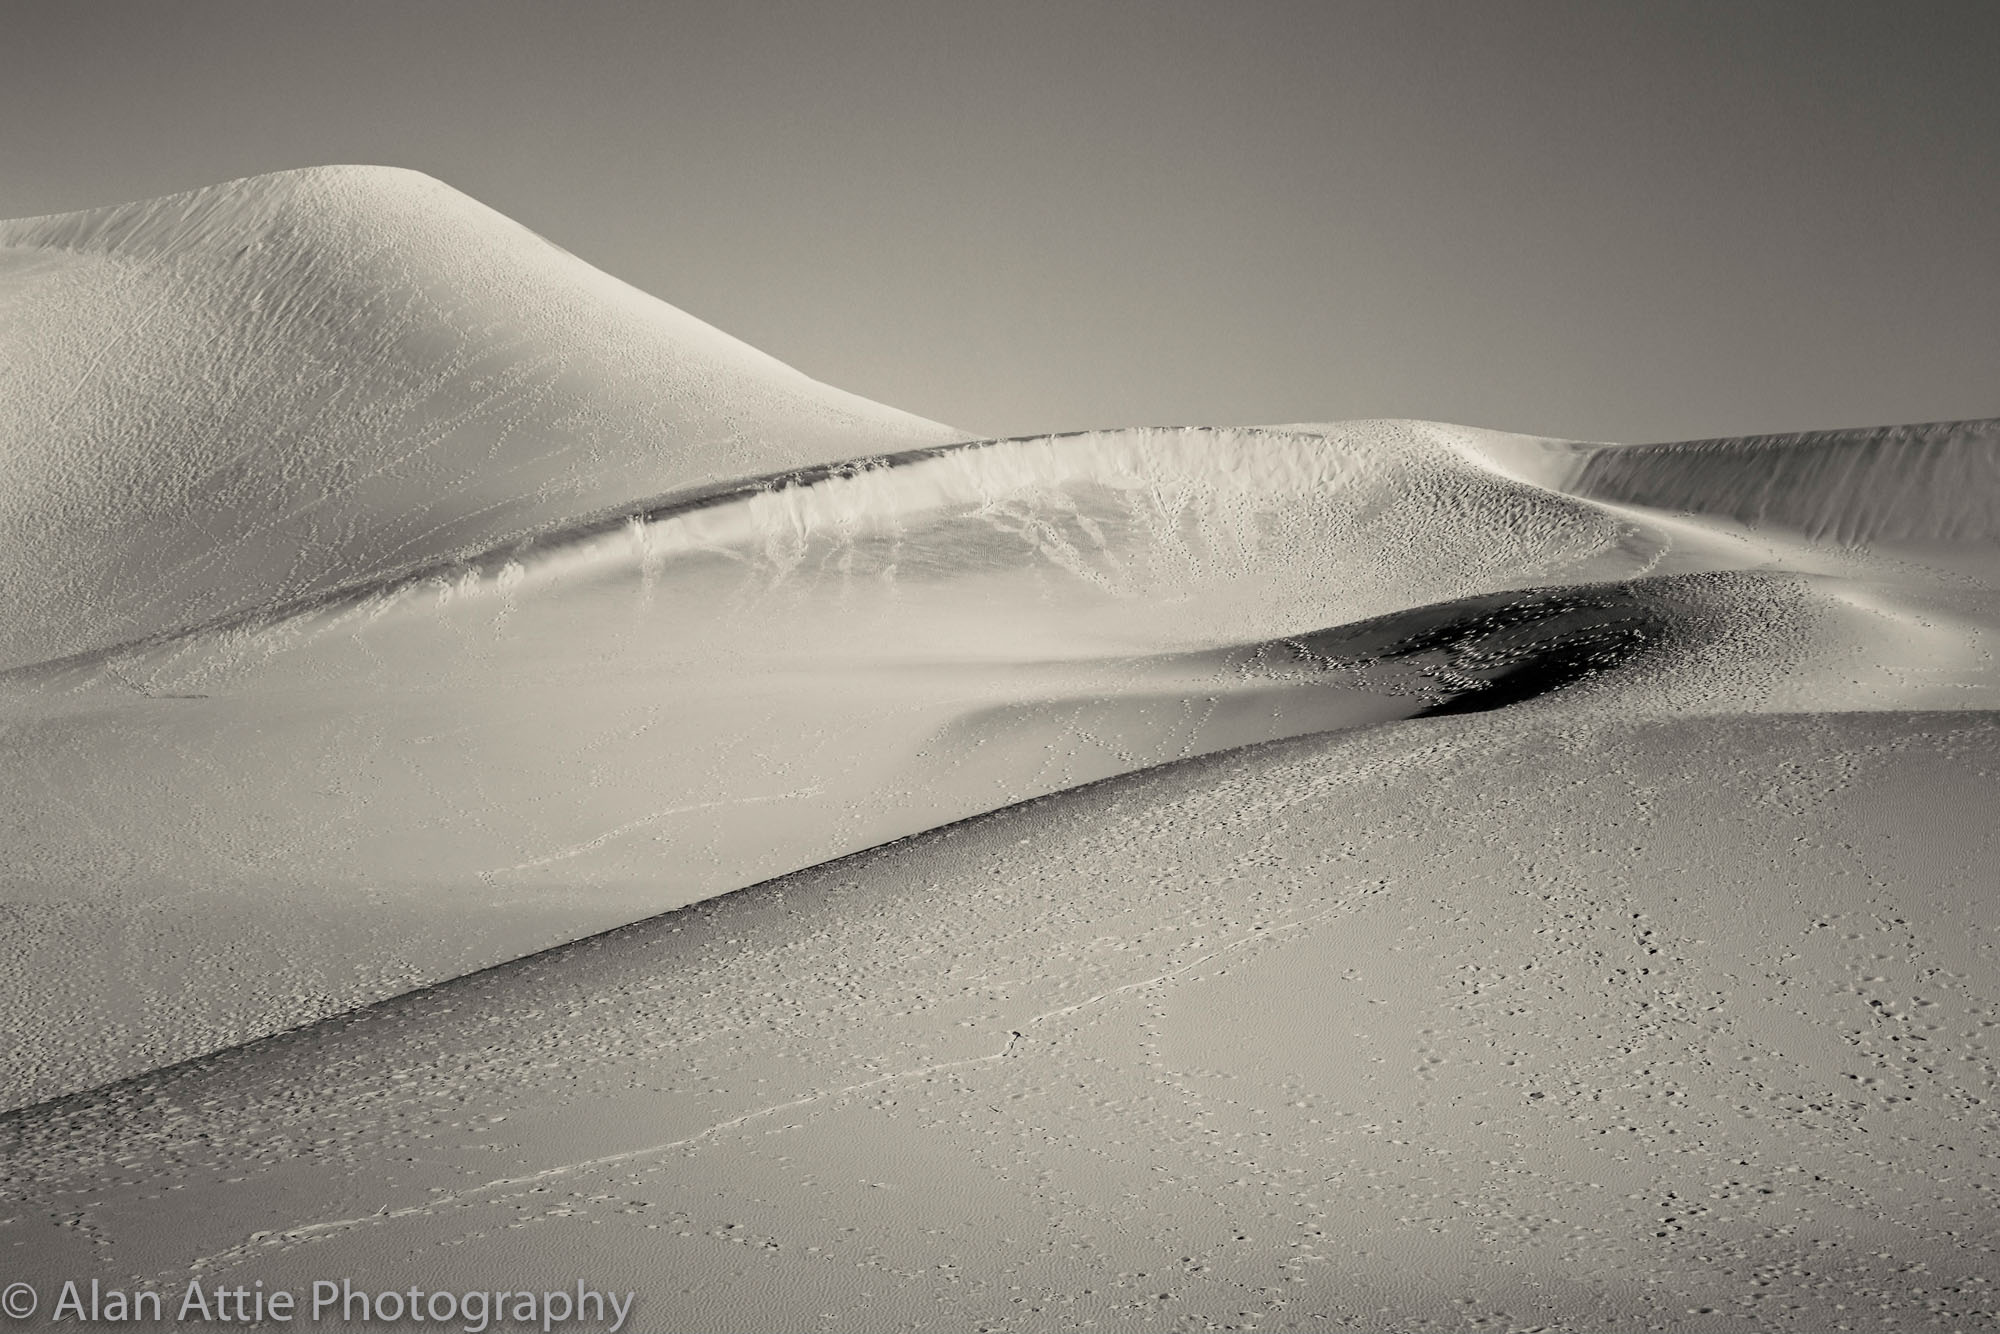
[1, 171, 1996, 1331]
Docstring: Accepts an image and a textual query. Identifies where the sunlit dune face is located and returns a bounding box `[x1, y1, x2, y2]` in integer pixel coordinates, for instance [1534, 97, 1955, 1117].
[2, 169, 1997, 1334]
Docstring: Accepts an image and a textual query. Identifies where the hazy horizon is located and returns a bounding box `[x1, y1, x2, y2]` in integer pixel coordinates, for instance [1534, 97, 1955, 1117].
[5, 0, 1997, 444]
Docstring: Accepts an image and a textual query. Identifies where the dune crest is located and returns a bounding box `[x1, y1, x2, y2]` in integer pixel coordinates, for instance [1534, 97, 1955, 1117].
[2, 168, 1996, 1334]
[2, 408, 1989, 1108]
[0, 166, 960, 669]
[1481, 416, 2000, 547]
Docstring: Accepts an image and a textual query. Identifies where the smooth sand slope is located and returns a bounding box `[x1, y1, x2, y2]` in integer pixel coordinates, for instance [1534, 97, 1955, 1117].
[6, 705, 1995, 1331]
[1, 170, 1996, 1330]
[7, 410, 1763, 1108]
[0, 165, 960, 670]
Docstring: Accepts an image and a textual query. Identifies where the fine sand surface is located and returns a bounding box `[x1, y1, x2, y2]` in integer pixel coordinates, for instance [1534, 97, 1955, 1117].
[5, 706, 1995, 1331]
[1, 170, 1996, 1331]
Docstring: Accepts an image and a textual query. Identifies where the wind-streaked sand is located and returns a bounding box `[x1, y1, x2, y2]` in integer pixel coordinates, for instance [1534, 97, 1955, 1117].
[1, 169, 1995, 1331]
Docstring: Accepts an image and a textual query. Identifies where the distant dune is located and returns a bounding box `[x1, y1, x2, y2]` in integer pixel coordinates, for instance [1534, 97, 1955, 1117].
[0, 166, 958, 669]
[1, 171, 1994, 1332]
[1553, 418, 2000, 546]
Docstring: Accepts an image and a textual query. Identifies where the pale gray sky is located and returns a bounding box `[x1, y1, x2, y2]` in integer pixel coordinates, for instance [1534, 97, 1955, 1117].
[5, 1, 1996, 442]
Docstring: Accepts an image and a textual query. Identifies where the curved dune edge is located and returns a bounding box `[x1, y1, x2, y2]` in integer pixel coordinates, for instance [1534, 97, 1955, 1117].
[4, 704, 1994, 1332]
[0, 166, 962, 670]
[1571, 418, 2000, 546]
[1448, 415, 2000, 542]
[15, 413, 1995, 688]
[4, 165, 1994, 1330]
[0, 561, 1797, 1113]
[3, 412, 1997, 1112]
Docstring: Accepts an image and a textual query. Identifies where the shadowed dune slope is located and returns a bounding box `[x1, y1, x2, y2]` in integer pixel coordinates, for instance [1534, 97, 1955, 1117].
[1489, 417, 2000, 548]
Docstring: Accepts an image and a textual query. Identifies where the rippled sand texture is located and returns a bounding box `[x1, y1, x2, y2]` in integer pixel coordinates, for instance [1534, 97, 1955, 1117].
[2, 170, 1995, 1331]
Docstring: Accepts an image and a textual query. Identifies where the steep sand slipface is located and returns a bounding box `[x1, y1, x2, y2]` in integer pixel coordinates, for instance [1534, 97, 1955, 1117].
[1465, 417, 2000, 715]
[1556, 419, 2000, 547]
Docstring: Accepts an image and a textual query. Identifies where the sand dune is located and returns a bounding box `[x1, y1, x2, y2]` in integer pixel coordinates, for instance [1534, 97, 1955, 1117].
[13, 412, 1974, 1111]
[7, 706, 1993, 1330]
[0, 166, 958, 670]
[0, 171, 1995, 1331]
[1545, 418, 2000, 547]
